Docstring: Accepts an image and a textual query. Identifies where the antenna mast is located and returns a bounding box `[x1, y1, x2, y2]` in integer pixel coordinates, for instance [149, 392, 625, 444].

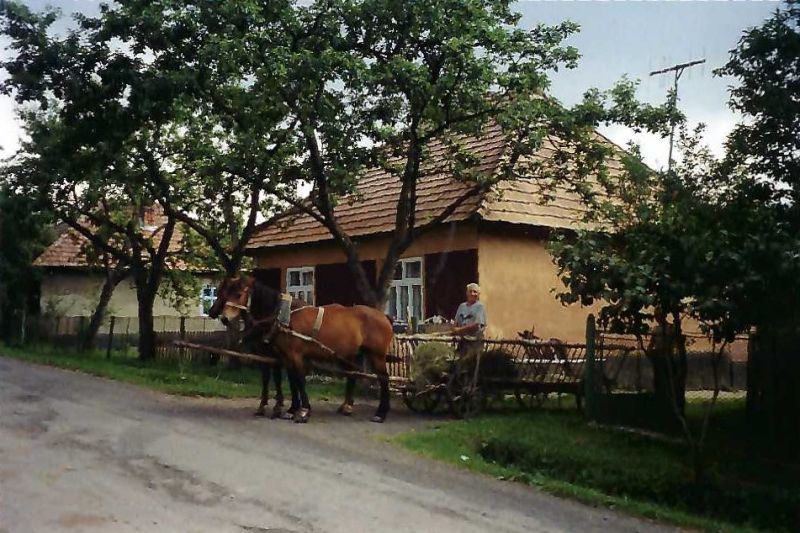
[649, 59, 705, 172]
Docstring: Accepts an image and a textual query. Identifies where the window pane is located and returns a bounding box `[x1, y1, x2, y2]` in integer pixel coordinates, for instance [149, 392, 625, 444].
[393, 262, 403, 280]
[289, 271, 300, 286]
[302, 271, 314, 286]
[202, 287, 212, 297]
[412, 284, 422, 320]
[405, 261, 421, 279]
[399, 286, 409, 321]
[306, 291, 313, 305]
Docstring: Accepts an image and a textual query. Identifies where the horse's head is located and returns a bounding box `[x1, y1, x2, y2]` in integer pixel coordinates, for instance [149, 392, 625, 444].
[208, 275, 254, 324]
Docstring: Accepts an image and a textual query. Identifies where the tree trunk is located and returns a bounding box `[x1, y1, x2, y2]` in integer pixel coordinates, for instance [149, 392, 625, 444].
[81, 270, 126, 352]
[136, 281, 157, 361]
[647, 321, 687, 417]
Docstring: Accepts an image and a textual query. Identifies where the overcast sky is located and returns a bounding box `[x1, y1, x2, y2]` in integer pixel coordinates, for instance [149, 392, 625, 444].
[0, 0, 782, 169]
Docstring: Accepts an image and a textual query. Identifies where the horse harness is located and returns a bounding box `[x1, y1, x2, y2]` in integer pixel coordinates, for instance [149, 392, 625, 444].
[228, 289, 335, 356]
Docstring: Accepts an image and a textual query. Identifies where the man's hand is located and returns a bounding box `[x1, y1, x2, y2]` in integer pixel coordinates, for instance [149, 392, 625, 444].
[452, 323, 480, 336]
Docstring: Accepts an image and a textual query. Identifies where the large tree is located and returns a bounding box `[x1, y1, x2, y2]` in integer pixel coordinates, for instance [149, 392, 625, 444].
[715, 2, 800, 439]
[88, 0, 301, 276]
[1, 3, 199, 359]
[236, 0, 672, 308]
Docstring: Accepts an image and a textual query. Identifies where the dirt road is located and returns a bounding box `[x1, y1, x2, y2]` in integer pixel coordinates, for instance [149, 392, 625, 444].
[0, 357, 676, 532]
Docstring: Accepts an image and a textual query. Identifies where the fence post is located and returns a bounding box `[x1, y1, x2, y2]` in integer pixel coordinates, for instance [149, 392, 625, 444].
[106, 316, 116, 359]
[584, 314, 598, 421]
[78, 316, 86, 350]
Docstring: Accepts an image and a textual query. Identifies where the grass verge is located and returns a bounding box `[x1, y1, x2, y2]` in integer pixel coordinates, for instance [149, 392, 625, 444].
[0, 342, 345, 401]
[392, 402, 798, 533]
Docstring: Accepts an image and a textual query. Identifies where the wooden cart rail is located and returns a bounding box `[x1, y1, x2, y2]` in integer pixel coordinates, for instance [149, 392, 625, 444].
[390, 335, 637, 415]
[172, 340, 408, 384]
[389, 334, 632, 381]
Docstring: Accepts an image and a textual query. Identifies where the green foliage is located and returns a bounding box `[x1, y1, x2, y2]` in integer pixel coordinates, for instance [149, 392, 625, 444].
[716, 3, 800, 200]
[0, 186, 55, 338]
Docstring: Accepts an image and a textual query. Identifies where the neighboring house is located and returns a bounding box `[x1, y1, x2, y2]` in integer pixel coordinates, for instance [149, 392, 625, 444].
[34, 206, 218, 318]
[245, 123, 612, 342]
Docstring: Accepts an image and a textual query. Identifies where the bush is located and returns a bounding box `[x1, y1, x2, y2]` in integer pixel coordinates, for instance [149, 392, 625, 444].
[479, 431, 800, 531]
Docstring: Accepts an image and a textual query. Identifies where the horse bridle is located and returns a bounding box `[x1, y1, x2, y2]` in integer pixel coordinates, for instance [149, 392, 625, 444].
[224, 284, 283, 345]
[224, 285, 251, 313]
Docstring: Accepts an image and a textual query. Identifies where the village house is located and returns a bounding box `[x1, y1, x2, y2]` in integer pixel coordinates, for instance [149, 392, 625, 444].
[245, 124, 614, 342]
[34, 206, 218, 319]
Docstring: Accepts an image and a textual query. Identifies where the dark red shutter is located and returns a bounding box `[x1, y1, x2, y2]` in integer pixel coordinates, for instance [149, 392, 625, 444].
[315, 261, 376, 306]
[252, 268, 281, 291]
[424, 249, 478, 320]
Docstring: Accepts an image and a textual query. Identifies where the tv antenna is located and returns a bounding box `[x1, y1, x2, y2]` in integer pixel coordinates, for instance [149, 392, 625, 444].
[649, 59, 705, 172]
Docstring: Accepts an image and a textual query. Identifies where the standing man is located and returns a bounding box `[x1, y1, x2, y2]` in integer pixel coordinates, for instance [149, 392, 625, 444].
[452, 283, 487, 338]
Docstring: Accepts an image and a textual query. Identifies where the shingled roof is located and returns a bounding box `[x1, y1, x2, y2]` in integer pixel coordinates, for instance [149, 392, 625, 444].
[34, 205, 184, 268]
[247, 123, 623, 251]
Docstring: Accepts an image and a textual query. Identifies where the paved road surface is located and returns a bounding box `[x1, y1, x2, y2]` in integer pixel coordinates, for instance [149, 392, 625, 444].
[0, 357, 677, 532]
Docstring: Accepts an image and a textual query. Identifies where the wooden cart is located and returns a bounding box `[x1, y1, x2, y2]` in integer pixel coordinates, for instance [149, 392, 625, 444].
[389, 334, 594, 418]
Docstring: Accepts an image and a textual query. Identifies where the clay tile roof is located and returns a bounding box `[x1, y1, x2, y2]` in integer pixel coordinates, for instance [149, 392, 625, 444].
[247, 124, 621, 251]
[34, 205, 185, 268]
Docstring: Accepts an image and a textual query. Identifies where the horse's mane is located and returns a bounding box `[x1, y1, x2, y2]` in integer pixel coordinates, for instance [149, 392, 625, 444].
[248, 276, 281, 320]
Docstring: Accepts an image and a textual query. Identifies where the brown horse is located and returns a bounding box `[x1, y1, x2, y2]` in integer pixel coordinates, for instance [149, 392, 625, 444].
[208, 275, 395, 423]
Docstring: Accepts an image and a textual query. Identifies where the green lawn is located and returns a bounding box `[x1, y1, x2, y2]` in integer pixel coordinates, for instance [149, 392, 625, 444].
[393, 400, 799, 533]
[0, 342, 345, 400]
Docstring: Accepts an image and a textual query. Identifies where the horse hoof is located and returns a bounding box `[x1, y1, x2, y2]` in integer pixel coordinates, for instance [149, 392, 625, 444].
[253, 407, 267, 417]
[370, 415, 385, 423]
[293, 408, 310, 424]
[337, 404, 353, 416]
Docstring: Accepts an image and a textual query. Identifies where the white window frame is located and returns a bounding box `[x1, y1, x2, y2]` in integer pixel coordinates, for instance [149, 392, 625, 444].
[385, 257, 424, 323]
[286, 266, 315, 305]
[200, 283, 217, 316]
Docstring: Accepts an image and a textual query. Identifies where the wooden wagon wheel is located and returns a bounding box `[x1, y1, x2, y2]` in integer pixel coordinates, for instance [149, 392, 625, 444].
[445, 366, 484, 418]
[401, 385, 443, 413]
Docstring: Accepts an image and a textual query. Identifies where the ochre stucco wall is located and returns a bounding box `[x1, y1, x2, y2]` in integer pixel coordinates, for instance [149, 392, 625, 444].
[39, 271, 216, 318]
[252, 222, 479, 293]
[477, 228, 596, 342]
[251, 223, 742, 350]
